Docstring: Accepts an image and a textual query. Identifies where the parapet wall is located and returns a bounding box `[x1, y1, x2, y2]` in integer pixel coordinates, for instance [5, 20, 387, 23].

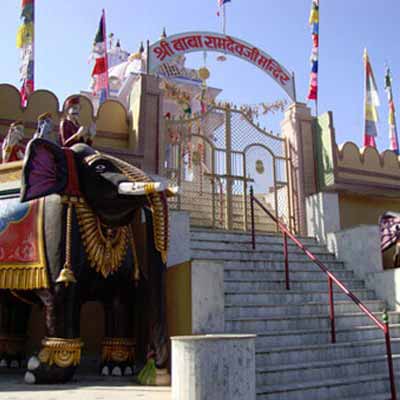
[336, 142, 400, 192]
[314, 112, 400, 196]
[0, 83, 152, 169]
[311, 111, 400, 231]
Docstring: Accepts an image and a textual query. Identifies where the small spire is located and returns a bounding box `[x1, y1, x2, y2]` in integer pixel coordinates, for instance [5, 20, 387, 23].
[108, 32, 115, 48]
[116, 39, 121, 48]
[161, 27, 167, 39]
[139, 41, 144, 53]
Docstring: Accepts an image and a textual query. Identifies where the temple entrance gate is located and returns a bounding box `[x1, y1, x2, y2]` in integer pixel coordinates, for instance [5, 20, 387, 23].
[148, 30, 299, 233]
[164, 105, 296, 233]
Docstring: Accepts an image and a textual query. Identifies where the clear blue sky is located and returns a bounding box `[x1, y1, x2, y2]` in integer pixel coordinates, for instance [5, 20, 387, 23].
[0, 1, 398, 150]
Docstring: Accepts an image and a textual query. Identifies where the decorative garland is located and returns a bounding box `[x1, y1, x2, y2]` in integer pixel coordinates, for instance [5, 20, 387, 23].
[239, 99, 288, 121]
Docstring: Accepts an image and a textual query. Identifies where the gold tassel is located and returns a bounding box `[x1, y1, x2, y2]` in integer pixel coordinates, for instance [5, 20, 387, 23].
[56, 201, 77, 286]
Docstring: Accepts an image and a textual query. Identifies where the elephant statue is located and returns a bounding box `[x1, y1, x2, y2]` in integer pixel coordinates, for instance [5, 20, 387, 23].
[0, 138, 176, 384]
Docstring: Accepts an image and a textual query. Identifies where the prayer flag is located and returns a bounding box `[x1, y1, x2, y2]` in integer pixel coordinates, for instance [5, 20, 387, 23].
[91, 10, 109, 104]
[17, 0, 34, 106]
[307, 0, 319, 101]
[363, 49, 380, 148]
[385, 65, 399, 154]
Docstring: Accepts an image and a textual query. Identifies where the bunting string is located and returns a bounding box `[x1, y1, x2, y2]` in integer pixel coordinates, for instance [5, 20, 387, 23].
[307, 0, 319, 114]
[17, 0, 34, 106]
[385, 65, 399, 154]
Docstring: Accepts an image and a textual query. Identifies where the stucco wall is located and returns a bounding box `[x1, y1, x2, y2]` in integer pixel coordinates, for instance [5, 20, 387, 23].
[339, 192, 400, 229]
[327, 225, 400, 310]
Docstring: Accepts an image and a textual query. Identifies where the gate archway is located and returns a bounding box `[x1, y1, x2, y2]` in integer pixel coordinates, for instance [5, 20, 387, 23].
[164, 105, 296, 232]
[148, 31, 296, 101]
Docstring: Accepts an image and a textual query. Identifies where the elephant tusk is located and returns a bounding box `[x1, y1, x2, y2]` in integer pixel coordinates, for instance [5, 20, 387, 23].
[118, 182, 164, 196]
[166, 186, 180, 197]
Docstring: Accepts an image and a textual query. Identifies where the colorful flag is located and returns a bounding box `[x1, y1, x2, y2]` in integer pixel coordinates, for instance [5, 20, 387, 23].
[91, 10, 109, 104]
[385, 65, 399, 154]
[307, 0, 319, 101]
[17, 0, 34, 106]
[363, 49, 380, 148]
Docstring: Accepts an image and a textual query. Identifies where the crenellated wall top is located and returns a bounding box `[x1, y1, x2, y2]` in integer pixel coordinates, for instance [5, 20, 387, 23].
[0, 84, 132, 151]
[337, 141, 400, 172]
[314, 112, 400, 197]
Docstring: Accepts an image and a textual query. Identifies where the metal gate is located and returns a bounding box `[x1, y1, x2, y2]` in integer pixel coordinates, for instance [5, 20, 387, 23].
[164, 105, 296, 233]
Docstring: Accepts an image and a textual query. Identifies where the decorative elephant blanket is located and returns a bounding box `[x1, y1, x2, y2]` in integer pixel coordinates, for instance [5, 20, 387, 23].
[379, 211, 400, 252]
[0, 197, 48, 290]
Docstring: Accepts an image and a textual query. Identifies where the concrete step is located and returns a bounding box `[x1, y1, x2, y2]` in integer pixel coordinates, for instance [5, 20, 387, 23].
[226, 312, 400, 333]
[191, 248, 336, 262]
[225, 288, 377, 305]
[256, 354, 400, 387]
[224, 268, 355, 281]
[224, 278, 365, 292]
[191, 239, 328, 254]
[255, 338, 400, 366]
[190, 229, 317, 245]
[340, 392, 392, 400]
[256, 373, 395, 400]
[189, 219, 276, 231]
[254, 324, 400, 348]
[224, 300, 385, 319]
[224, 259, 346, 271]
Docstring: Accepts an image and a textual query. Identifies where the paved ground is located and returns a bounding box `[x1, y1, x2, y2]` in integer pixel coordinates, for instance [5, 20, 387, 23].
[0, 370, 171, 400]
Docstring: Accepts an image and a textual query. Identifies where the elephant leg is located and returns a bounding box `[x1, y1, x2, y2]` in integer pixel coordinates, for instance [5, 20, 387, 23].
[136, 209, 170, 386]
[0, 290, 31, 368]
[394, 242, 400, 267]
[25, 286, 83, 384]
[101, 294, 135, 377]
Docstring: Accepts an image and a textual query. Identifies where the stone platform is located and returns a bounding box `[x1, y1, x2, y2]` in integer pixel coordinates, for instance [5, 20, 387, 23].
[0, 370, 171, 400]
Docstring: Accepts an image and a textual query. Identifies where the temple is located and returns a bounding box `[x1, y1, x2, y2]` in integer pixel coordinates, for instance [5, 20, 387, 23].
[1, 27, 400, 400]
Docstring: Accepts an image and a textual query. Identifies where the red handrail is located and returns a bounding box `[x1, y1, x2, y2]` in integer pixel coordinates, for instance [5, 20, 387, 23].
[250, 187, 397, 400]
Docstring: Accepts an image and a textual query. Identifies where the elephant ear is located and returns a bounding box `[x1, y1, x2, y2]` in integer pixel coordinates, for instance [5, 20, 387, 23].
[20, 139, 68, 202]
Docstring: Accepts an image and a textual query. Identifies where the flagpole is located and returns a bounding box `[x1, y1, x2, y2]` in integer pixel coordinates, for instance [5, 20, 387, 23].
[363, 48, 367, 145]
[32, 0, 35, 95]
[223, 4, 227, 34]
[102, 9, 109, 97]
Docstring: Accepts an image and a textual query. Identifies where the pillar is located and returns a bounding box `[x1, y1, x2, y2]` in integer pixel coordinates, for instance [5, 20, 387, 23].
[172, 334, 256, 400]
[281, 102, 316, 235]
[129, 73, 165, 174]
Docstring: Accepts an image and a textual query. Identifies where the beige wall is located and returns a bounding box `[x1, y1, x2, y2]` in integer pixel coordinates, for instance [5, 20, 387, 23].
[166, 261, 192, 337]
[339, 192, 400, 229]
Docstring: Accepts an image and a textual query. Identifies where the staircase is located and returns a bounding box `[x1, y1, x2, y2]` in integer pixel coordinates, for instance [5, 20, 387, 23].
[190, 227, 400, 400]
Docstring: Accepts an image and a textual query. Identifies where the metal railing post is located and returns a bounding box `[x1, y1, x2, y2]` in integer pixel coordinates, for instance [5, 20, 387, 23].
[251, 193, 397, 398]
[328, 276, 336, 343]
[250, 186, 256, 250]
[283, 232, 290, 290]
[383, 310, 397, 400]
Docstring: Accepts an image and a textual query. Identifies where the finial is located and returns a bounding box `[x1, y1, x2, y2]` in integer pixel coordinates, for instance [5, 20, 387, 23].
[108, 32, 115, 48]
[139, 41, 144, 53]
[161, 27, 167, 39]
[116, 39, 121, 48]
